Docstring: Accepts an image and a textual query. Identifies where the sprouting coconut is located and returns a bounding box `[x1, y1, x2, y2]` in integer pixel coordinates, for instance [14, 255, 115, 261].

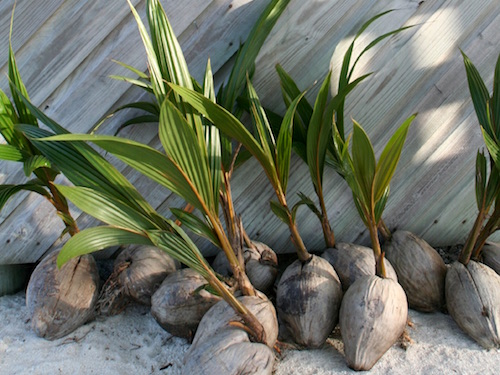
[183, 293, 278, 374]
[151, 268, 221, 339]
[445, 261, 500, 348]
[213, 240, 278, 293]
[322, 242, 398, 291]
[333, 115, 415, 370]
[98, 245, 179, 315]
[26, 251, 99, 340]
[443, 51, 500, 349]
[173, 77, 344, 348]
[276, 255, 342, 347]
[340, 275, 408, 370]
[384, 230, 447, 312]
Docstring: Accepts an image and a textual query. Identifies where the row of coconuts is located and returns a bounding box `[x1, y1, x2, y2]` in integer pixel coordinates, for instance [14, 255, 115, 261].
[25, 227, 500, 373]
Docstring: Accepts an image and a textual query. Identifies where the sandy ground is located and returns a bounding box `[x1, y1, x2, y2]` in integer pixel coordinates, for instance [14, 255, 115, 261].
[0, 291, 498, 375]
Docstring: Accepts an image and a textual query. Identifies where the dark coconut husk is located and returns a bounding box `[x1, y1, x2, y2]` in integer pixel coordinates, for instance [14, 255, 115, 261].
[183, 294, 278, 375]
[244, 241, 278, 293]
[212, 241, 278, 293]
[340, 275, 408, 371]
[276, 255, 342, 348]
[322, 242, 398, 291]
[151, 269, 221, 339]
[97, 245, 179, 315]
[481, 242, 500, 275]
[445, 260, 500, 349]
[384, 230, 447, 312]
[26, 251, 99, 340]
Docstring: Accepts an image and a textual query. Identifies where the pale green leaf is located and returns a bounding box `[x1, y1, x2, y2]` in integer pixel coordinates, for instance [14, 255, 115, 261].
[56, 185, 158, 232]
[221, 0, 291, 111]
[0, 144, 24, 162]
[57, 226, 153, 267]
[159, 99, 215, 213]
[276, 91, 305, 192]
[270, 200, 289, 224]
[373, 113, 415, 202]
[23, 154, 52, 176]
[351, 120, 376, 206]
[170, 208, 220, 247]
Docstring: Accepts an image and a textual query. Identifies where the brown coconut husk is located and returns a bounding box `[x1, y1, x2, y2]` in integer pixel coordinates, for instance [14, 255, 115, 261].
[340, 275, 408, 371]
[276, 255, 343, 348]
[26, 250, 99, 340]
[384, 230, 447, 312]
[445, 260, 500, 349]
[97, 245, 179, 315]
[183, 294, 278, 375]
[151, 268, 221, 339]
[481, 242, 500, 275]
[212, 240, 278, 293]
[322, 242, 398, 291]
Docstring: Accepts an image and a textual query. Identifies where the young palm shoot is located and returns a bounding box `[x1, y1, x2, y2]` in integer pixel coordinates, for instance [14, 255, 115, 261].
[444, 51, 500, 349]
[169, 79, 343, 348]
[336, 116, 415, 370]
[108, 0, 289, 293]
[0, 15, 99, 340]
[275, 10, 412, 248]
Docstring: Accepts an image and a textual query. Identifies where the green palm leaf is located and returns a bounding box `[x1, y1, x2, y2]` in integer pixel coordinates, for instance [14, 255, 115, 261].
[159, 99, 215, 212]
[56, 185, 159, 232]
[0, 182, 49, 211]
[351, 120, 376, 207]
[57, 226, 153, 267]
[373, 114, 415, 202]
[0, 144, 24, 162]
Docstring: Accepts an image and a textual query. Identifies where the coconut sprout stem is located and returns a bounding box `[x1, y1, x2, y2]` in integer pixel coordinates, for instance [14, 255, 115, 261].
[318, 192, 335, 248]
[46, 180, 79, 236]
[472, 206, 500, 259]
[365, 204, 386, 278]
[460, 204, 489, 265]
[207, 272, 266, 344]
[378, 219, 392, 241]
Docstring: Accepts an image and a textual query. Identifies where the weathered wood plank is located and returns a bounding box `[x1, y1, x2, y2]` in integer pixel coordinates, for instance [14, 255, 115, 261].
[1, 0, 500, 264]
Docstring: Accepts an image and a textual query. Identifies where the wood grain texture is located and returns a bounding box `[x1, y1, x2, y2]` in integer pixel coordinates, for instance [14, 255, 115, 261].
[1, 0, 500, 264]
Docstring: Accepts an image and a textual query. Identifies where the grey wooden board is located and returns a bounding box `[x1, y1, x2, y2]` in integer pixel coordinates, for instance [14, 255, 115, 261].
[1, 0, 500, 264]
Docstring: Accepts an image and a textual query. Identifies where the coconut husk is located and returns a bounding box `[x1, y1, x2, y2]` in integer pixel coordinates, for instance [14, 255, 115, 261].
[212, 241, 278, 293]
[97, 245, 179, 315]
[151, 269, 221, 339]
[481, 243, 500, 275]
[183, 294, 278, 375]
[384, 230, 447, 312]
[340, 275, 408, 371]
[322, 242, 397, 291]
[276, 255, 342, 348]
[190, 293, 278, 350]
[182, 329, 274, 375]
[26, 251, 99, 340]
[244, 241, 278, 293]
[445, 260, 500, 349]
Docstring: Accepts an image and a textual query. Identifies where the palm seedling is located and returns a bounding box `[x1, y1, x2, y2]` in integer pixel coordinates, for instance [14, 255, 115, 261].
[105, 0, 291, 296]
[276, 10, 410, 292]
[168, 76, 343, 348]
[333, 114, 416, 370]
[0, 14, 99, 340]
[444, 50, 500, 349]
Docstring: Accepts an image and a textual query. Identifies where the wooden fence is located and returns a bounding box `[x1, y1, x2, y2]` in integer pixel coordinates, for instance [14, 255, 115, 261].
[1, 0, 500, 265]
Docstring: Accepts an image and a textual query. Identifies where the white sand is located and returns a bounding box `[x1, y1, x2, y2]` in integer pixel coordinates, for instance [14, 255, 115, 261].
[0, 291, 498, 374]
